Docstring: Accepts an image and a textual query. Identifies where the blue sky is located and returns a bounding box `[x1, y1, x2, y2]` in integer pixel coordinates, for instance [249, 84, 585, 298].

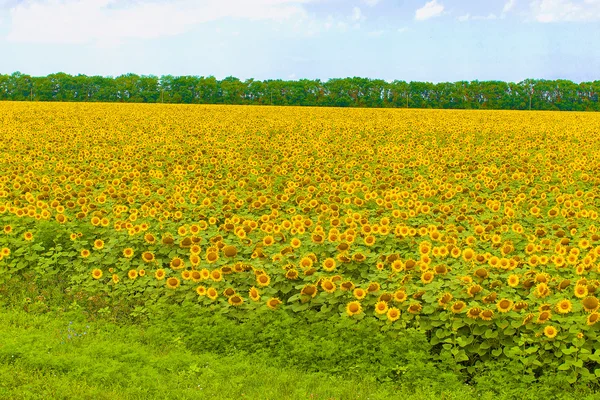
[0, 0, 599, 82]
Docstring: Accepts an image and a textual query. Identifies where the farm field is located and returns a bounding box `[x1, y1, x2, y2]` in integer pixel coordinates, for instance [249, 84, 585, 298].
[2, 102, 600, 398]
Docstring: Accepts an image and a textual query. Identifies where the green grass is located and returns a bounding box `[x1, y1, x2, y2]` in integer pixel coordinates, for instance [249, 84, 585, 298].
[0, 307, 477, 400]
[1, 305, 600, 400]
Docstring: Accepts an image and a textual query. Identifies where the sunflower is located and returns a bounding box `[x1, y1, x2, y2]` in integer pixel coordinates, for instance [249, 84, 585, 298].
[263, 235, 275, 246]
[420, 271, 435, 284]
[265, 297, 282, 310]
[155, 268, 166, 280]
[346, 301, 362, 316]
[480, 309, 494, 321]
[513, 301, 528, 312]
[170, 257, 185, 270]
[144, 233, 156, 244]
[587, 312, 600, 326]
[367, 282, 381, 292]
[574, 284, 588, 298]
[142, 251, 155, 263]
[166, 277, 180, 289]
[379, 293, 392, 303]
[374, 301, 389, 315]
[462, 248, 475, 262]
[301, 284, 318, 298]
[496, 299, 513, 313]
[534, 282, 551, 298]
[507, 275, 519, 287]
[467, 284, 483, 297]
[474, 268, 489, 279]
[23, 232, 33, 241]
[93, 239, 105, 250]
[3, 225, 13, 234]
[228, 295, 244, 306]
[536, 310, 552, 324]
[451, 301, 466, 314]
[582, 296, 599, 312]
[555, 299, 573, 314]
[80, 249, 91, 258]
[321, 279, 336, 293]
[249, 287, 261, 302]
[340, 281, 355, 291]
[543, 325, 558, 339]
[190, 244, 202, 255]
[112, 274, 119, 284]
[91, 268, 103, 279]
[223, 245, 237, 258]
[466, 307, 481, 319]
[206, 287, 218, 300]
[391, 260, 405, 273]
[210, 269, 223, 282]
[438, 292, 453, 307]
[300, 257, 313, 269]
[407, 302, 422, 314]
[190, 270, 201, 282]
[393, 290, 408, 303]
[256, 274, 271, 287]
[206, 252, 219, 264]
[386, 307, 400, 322]
[181, 270, 192, 280]
[290, 238, 301, 249]
[123, 248, 134, 258]
[353, 288, 367, 300]
[195, 286, 207, 296]
[189, 254, 201, 267]
[128, 269, 138, 280]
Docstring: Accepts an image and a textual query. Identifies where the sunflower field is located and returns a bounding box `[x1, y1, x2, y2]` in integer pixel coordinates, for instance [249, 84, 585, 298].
[2, 102, 600, 385]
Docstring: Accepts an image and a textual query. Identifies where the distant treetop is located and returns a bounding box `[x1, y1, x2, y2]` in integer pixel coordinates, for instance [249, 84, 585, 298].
[1, 72, 598, 111]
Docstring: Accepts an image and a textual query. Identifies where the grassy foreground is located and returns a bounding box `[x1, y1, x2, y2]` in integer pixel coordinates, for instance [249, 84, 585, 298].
[0, 305, 599, 400]
[0, 307, 468, 400]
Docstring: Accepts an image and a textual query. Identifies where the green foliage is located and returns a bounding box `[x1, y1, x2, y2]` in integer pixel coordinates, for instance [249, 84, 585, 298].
[0, 308, 473, 400]
[1, 72, 599, 111]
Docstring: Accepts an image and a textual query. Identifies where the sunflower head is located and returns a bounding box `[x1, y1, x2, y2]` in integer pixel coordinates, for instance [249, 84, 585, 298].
[451, 301, 466, 314]
[267, 298, 282, 310]
[346, 301, 362, 316]
[91, 268, 103, 280]
[374, 301, 389, 315]
[386, 307, 400, 322]
[582, 296, 599, 312]
[543, 325, 558, 339]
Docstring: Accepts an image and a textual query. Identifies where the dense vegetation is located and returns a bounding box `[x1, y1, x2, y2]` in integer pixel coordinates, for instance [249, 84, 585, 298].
[1, 72, 599, 110]
[3, 103, 600, 398]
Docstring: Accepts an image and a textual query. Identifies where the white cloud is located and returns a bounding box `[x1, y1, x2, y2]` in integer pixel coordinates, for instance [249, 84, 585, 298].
[531, 0, 600, 22]
[5, 0, 319, 44]
[458, 13, 498, 22]
[415, 0, 444, 21]
[351, 6, 364, 21]
[397, 26, 409, 33]
[362, 0, 380, 6]
[503, 0, 517, 13]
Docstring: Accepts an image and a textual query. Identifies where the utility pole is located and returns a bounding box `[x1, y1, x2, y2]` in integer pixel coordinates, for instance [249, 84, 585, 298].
[30, 87, 33, 101]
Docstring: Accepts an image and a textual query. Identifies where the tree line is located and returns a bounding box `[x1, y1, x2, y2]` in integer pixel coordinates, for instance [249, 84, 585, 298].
[1, 72, 599, 111]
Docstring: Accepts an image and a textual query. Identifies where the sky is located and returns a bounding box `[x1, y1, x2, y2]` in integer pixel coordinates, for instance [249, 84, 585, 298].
[0, 0, 599, 82]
